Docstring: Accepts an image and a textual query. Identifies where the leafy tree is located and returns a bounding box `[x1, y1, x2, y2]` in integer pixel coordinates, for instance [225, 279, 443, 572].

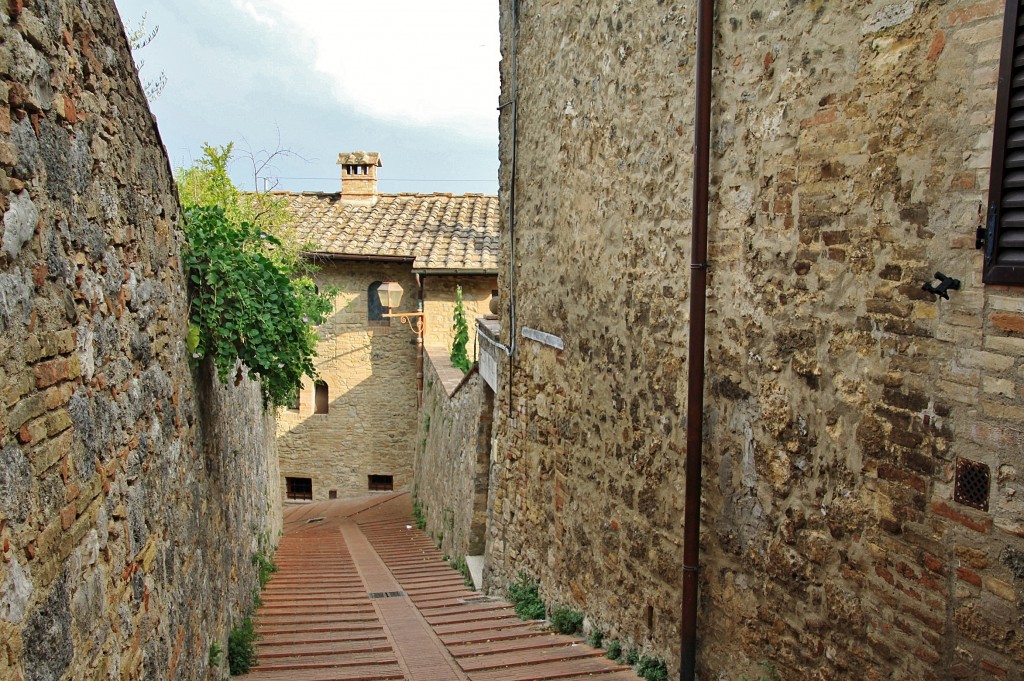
[177, 143, 299, 267]
[450, 286, 472, 373]
[179, 144, 333, 407]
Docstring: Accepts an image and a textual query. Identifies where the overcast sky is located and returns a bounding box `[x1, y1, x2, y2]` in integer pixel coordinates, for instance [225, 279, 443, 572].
[113, 0, 500, 195]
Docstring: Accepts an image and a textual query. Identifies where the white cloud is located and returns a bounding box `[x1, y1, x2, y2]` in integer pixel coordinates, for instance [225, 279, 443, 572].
[228, 0, 499, 140]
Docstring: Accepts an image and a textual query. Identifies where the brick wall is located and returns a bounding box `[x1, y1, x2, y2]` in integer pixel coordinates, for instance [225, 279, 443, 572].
[0, 1, 280, 679]
[414, 348, 493, 559]
[487, 1, 1024, 679]
[276, 260, 420, 500]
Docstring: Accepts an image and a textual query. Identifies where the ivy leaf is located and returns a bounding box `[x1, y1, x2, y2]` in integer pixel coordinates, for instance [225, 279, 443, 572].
[186, 323, 201, 353]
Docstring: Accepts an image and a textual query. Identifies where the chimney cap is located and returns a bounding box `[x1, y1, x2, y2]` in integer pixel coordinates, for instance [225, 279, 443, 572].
[337, 151, 382, 167]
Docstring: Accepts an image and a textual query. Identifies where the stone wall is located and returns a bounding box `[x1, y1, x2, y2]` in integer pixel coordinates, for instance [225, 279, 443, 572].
[488, 1, 1024, 679]
[414, 348, 493, 559]
[0, 2, 280, 679]
[277, 260, 420, 500]
[422, 274, 497, 350]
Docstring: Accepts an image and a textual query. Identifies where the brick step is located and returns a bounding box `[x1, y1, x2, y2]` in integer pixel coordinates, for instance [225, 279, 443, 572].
[468, 657, 633, 681]
[259, 631, 389, 647]
[258, 606, 375, 618]
[450, 634, 578, 657]
[457, 642, 603, 672]
[260, 589, 368, 602]
[417, 602, 512, 615]
[257, 640, 393, 659]
[441, 626, 550, 647]
[424, 608, 521, 626]
[391, 574, 465, 587]
[432, 615, 528, 635]
[403, 582, 469, 595]
[252, 650, 397, 672]
[260, 593, 368, 602]
[256, 613, 379, 626]
[256, 623, 385, 636]
[237, 662, 404, 680]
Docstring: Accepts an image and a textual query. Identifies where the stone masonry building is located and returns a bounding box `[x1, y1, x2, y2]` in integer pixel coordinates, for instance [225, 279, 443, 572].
[275, 154, 499, 502]
[480, 1, 1024, 679]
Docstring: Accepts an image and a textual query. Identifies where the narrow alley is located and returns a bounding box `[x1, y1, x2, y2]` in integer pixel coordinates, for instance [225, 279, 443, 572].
[238, 493, 642, 681]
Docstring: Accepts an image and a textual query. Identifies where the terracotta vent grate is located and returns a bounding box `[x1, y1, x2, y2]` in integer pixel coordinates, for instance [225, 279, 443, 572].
[953, 458, 990, 512]
[368, 591, 405, 599]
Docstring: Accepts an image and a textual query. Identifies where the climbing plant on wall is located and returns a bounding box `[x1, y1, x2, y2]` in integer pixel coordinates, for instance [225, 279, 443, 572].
[179, 144, 333, 407]
[450, 285, 472, 373]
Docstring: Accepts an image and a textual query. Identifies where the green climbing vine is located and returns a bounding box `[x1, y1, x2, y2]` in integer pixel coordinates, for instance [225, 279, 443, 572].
[179, 143, 334, 408]
[450, 285, 471, 373]
[183, 206, 332, 407]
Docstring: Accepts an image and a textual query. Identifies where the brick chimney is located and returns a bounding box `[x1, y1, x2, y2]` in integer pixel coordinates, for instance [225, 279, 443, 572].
[337, 151, 381, 203]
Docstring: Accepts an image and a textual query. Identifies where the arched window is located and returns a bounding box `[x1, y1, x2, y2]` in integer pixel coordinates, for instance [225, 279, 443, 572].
[367, 281, 390, 326]
[314, 381, 329, 414]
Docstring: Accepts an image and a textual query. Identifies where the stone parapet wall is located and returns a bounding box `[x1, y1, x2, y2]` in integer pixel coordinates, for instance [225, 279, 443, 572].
[0, 2, 280, 679]
[414, 348, 492, 559]
[488, 1, 1024, 679]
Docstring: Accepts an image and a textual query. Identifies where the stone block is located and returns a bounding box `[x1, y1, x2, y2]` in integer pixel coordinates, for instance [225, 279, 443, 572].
[2, 190, 37, 259]
[981, 376, 1015, 397]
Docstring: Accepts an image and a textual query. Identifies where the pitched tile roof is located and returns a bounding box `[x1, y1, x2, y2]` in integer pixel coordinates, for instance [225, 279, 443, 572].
[282, 192, 500, 273]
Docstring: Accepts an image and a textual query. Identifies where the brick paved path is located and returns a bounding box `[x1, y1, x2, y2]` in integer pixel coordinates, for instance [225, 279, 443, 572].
[238, 493, 641, 680]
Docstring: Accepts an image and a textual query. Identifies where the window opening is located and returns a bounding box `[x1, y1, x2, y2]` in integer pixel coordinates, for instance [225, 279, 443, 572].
[286, 477, 313, 501]
[368, 474, 394, 491]
[367, 281, 390, 325]
[315, 381, 329, 414]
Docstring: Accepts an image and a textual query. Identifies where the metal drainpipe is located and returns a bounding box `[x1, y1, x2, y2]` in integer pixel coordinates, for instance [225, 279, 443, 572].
[493, 0, 520, 413]
[680, 0, 715, 679]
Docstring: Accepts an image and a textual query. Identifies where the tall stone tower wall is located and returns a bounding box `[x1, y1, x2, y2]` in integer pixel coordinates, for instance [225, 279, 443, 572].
[488, 1, 1024, 679]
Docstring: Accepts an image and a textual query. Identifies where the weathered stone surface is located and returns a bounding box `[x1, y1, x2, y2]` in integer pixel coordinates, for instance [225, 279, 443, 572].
[2, 189, 37, 258]
[0, 442, 31, 523]
[0, 558, 32, 624]
[21, 570, 72, 681]
[415, 349, 493, 559]
[0, 1, 282, 679]
[484, 1, 1024, 679]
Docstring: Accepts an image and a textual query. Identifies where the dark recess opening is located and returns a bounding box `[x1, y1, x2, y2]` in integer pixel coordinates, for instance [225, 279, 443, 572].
[286, 477, 313, 501]
[329, 490, 337, 500]
[314, 381, 329, 414]
[368, 474, 394, 491]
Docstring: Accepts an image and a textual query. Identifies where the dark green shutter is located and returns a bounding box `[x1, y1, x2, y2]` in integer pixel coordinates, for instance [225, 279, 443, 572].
[986, 0, 1024, 283]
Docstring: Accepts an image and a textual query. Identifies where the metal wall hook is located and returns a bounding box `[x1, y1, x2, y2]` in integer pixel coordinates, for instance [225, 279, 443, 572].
[922, 272, 961, 300]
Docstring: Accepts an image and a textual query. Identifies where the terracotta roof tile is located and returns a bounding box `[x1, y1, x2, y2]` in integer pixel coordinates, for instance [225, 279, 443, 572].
[285, 193, 500, 273]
